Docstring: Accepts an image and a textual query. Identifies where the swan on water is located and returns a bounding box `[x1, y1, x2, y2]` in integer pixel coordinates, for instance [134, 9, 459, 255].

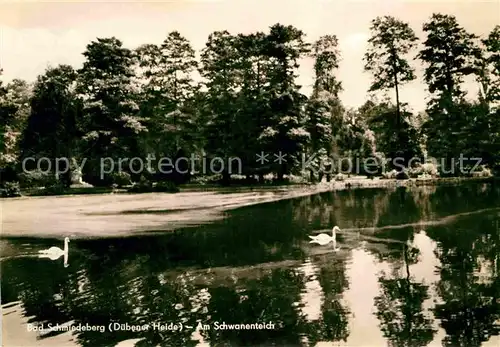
[38, 237, 69, 263]
[309, 226, 341, 251]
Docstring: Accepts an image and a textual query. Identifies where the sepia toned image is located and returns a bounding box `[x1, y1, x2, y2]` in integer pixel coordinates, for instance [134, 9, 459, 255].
[1, 0, 500, 346]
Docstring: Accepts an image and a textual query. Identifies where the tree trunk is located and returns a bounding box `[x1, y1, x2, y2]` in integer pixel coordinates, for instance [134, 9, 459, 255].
[309, 169, 316, 183]
[392, 57, 403, 171]
[221, 170, 231, 186]
[277, 171, 284, 182]
[277, 162, 287, 182]
[404, 244, 411, 280]
[404, 245, 413, 344]
[394, 75, 401, 129]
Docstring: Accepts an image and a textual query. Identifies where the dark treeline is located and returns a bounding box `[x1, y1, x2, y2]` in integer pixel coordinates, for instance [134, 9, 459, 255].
[1, 14, 499, 192]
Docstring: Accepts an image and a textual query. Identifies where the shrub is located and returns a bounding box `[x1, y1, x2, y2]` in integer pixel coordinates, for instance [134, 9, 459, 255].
[18, 170, 57, 188]
[421, 163, 439, 177]
[396, 170, 409, 180]
[1, 182, 22, 198]
[154, 181, 180, 193]
[408, 163, 439, 178]
[382, 169, 398, 179]
[286, 174, 309, 184]
[0, 165, 17, 184]
[408, 166, 422, 178]
[417, 173, 433, 179]
[471, 165, 492, 178]
[111, 171, 132, 187]
[334, 173, 346, 182]
[191, 175, 222, 185]
[492, 163, 500, 177]
[44, 181, 67, 195]
[263, 173, 275, 182]
[128, 176, 153, 193]
[128, 177, 179, 193]
[231, 174, 246, 181]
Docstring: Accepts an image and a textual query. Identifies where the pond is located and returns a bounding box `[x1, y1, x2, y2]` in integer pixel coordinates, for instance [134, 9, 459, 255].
[2, 182, 500, 346]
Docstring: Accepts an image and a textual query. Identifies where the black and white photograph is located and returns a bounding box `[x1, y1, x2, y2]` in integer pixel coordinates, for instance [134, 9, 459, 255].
[1, 0, 500, 346]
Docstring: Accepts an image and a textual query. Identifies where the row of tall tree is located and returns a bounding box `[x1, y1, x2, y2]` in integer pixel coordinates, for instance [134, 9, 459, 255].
[1, 14, 499, 187]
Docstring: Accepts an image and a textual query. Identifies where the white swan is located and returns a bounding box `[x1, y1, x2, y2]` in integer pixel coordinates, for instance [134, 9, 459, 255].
[309, 226, 341, 251]
[38, 237, 70, 266]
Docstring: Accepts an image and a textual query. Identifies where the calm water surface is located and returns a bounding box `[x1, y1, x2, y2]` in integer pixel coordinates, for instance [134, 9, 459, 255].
[2, 183, 500, 347]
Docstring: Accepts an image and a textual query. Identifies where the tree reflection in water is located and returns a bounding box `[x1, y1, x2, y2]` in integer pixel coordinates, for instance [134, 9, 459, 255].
[302, 254, 350, 346]
[374, 244, 436, 347]
[428, 216, 500, 347]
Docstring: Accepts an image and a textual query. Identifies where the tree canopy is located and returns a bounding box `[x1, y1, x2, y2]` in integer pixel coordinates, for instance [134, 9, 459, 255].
[1, 15, 499, 189]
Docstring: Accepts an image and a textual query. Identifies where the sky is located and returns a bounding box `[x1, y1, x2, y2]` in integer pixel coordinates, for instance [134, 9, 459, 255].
[1, 0, 499, 112]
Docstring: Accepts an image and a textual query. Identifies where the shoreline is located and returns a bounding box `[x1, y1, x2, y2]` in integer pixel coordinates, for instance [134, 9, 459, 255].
[1, 176, 495, 240]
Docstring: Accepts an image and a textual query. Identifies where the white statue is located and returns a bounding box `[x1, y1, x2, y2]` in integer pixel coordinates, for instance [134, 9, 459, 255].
[69, 158, 93, 188]
[71, 167, 83, 185]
